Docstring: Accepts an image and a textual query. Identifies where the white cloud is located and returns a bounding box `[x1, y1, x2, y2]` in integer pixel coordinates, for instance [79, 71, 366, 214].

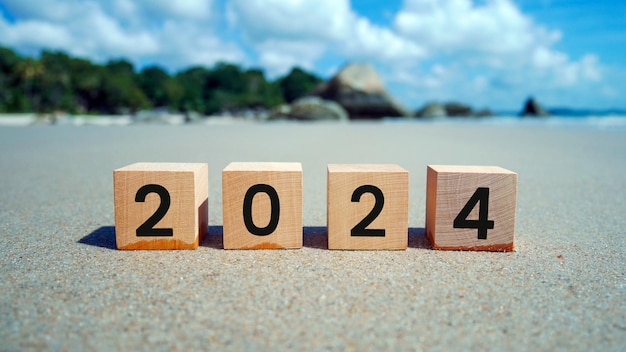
[83, 7, 159, 58]
[393, 0, 601, 85]
[395, 0, 561, 56]
[472, 75, 488, 92]
[579, 55, 601, 81]
[343, 16, 425, 62]
[227, 0, 351, 42]
[0, 3, 159, 62]
[156, 21, 244, 68]
[227, 0, 425, 75]
[148, 0, 212, 20]
[0, 0, 615, 109]
[0, 19, 72, 50]
[0, 0, 74, 21]
[255, 40, 327, 77]
[380, 0, 605, 110]
[0, 0, 244, 71]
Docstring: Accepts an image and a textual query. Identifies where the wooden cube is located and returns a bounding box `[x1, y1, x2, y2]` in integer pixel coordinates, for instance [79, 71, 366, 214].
[327, 164, 409, 250]
[222, 162, 302, 249]
[425, 165, 517, 251]
[113, 162, 208, 250]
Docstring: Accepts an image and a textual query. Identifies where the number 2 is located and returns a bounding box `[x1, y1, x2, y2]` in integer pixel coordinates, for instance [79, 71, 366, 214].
[453, 187, 494, 239]
[135, 184, 174, 237]
[350, 185, 386, 237]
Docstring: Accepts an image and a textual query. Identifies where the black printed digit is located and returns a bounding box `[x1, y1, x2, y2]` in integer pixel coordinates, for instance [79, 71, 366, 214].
[243, 184, 280, 236]
[453, 187, 494, 239]
[350, 185, 385, 237]
[135, 184, 174, 236]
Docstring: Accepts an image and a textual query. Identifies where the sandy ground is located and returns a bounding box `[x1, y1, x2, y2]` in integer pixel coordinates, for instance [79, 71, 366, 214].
[0, 121, 624, 351]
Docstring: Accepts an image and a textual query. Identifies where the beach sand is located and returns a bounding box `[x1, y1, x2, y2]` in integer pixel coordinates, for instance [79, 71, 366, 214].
[0, 121, 624, 350]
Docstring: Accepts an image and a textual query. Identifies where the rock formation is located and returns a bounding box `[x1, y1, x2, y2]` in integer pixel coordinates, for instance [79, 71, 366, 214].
[444, 102, 473, 116]
[416, 103, 447, 118]
[269, 97, 348, 121]
[521, 97, 549, 116]
[309, 63, 412, 119]
[416, 102, 493, 118]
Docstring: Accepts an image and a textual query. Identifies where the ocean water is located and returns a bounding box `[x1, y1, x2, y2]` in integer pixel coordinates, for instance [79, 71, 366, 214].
[383, 115, 626, 131]
[1, 114, 626, 130]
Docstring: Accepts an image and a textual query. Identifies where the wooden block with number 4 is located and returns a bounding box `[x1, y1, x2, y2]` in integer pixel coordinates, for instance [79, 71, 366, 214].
[327, 164, 409, 250]
[222, 162, 303, 249]
[425, 165, 517, 251]
[114, 162, 208, 250]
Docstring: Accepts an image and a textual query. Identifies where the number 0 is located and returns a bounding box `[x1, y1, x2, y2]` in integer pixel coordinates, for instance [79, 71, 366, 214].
[135, 184, 174, 237]
[243, 184, 280, 236]
[453, 187, 494, 239]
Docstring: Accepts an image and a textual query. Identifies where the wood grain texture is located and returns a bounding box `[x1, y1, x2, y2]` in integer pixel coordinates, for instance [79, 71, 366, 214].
[222, 162, 302, 250]
[425, 165, 517, 251]
[113, 162, 208, 250]
[327, 164, 408, 250]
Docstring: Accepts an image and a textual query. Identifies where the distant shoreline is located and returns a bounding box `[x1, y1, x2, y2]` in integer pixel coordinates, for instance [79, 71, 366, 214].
[1, 113, 625, 131]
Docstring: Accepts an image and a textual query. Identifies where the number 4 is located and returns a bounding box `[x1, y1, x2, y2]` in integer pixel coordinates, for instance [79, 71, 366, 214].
[453, 187, 494, 239]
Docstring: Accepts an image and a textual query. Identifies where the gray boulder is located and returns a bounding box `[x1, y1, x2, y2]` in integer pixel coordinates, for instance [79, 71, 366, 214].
[310, 63, 412, 119]
[416, 102, 494, 118]
[270, 97, 348, 121]
[474, 109, 493, 117]
[444, 102, 493, 117]
[521, 97, 549, 116]
[416, 102, 447, 118]
[444, 102, 473, 116]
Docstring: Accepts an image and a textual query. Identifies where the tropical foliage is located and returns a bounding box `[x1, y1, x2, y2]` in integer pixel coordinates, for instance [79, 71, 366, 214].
[0, 46, 322, 115]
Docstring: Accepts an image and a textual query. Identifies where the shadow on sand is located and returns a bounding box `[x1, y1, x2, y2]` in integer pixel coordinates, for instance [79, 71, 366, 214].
[79, 226, 430, 250]
[408, 227, 431, 249]
[200, 226, 329, 249]
[79, 226, 117, 250]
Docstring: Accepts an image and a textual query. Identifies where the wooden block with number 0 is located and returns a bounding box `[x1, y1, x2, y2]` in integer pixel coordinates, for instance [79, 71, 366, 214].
[222, 162, 303, 249]
[425, 165, 517, 251]
[114, 162, 208, 250]
[327, 164, 409, 250]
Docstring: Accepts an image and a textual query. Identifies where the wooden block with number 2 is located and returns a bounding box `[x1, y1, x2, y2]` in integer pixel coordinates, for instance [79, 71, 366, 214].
[425, 165, 517, 251]
[113, 162, 208, 250]
[327, 164, 409, 250]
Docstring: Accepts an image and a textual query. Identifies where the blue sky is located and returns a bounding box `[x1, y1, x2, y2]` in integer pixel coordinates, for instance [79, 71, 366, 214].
[1, 0, 624, 111]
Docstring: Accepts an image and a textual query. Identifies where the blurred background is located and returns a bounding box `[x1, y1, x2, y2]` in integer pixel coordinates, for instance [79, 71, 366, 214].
[0, 0, 625, 118]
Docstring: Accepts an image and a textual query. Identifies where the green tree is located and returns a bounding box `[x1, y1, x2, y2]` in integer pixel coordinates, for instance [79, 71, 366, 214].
[14, 57, 44, 112]
[207, 62, 246, 93]
[138, 66, 185, 111]
[0, 47, 21, 74]
[69, 58, 103, 113]
[139, 66, 169, 107]
[0, 46, 328, 115]
[176, 66, 212, 113]
[202, 64, 283, 114]
[106, 59, 135, 76]
[241, 69, 283, 108]
[203, 63, 246, 114]
[162, 77, 184, 111]
[39, 50, 76, 112]
[99, 59, 149, 113]
[277, 67, 322, 103]
[0, 47, 23, 112]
